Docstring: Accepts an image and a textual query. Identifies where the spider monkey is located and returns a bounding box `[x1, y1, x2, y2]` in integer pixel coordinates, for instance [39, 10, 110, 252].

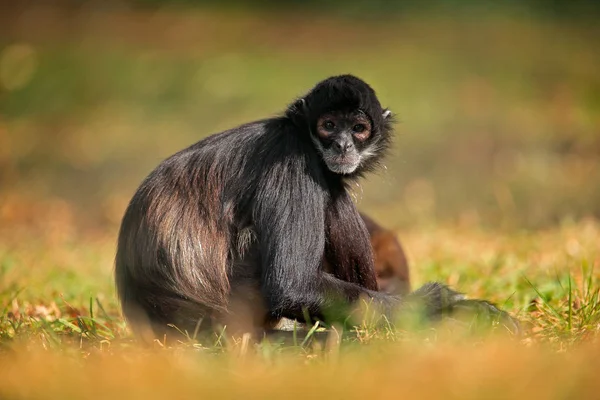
[360, 212, 411, 295]
[115, 75, 518, 340]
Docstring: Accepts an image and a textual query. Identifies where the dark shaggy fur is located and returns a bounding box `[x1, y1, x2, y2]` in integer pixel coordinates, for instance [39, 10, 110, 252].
[115, 75, 518, 341]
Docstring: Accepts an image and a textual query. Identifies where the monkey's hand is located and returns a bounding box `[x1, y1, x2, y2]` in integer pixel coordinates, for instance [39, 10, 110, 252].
[404, 282, 521, 335]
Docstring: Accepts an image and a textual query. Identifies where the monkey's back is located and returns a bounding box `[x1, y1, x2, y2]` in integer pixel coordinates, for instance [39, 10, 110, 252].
[115, 123, 267, 336]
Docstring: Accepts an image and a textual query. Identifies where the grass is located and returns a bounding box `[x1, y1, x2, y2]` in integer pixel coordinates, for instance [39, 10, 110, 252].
[0, 221, 599, 398]
[0, 5, 599, 399]
[4, 342, 600, 399]
[1, 222, 599, 348]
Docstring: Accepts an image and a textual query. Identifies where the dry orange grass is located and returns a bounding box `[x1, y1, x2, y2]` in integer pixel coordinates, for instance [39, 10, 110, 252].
[1, 194, 598, 400]
[1, 340, 600, 399]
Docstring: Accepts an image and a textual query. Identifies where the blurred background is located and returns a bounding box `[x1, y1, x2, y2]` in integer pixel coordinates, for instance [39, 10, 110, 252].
[0, 0, 599, 238]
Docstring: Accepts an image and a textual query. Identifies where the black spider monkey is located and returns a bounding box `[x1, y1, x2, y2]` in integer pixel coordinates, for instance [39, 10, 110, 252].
[115, 75, 518, 341]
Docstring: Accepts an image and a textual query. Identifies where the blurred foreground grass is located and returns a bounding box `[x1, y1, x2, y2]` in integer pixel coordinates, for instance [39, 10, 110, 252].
[2, 341, 600, 399]
[0, 5, 599, 399]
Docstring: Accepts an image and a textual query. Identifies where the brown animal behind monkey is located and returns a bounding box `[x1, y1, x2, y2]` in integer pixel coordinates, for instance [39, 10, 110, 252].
[360, 212, 411, 295]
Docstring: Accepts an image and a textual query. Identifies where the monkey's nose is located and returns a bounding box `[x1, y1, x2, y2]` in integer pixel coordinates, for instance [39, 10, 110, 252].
[333, 140, 354, 154]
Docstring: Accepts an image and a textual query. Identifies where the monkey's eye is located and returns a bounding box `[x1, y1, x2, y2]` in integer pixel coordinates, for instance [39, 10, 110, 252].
[323, 121, 335, 131]
[352, 124, 366, 133]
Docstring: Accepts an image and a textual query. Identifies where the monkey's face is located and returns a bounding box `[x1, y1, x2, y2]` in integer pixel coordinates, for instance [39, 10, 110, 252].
[313, 110, 376, 175]
[287, 75, 394, 175]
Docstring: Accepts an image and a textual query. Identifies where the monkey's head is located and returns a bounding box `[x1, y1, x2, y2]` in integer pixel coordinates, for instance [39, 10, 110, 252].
[288, 75, 394, 176]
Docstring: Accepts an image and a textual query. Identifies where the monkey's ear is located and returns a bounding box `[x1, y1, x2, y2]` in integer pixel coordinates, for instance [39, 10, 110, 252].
[382, 109, 392, 119]
[299, 98, 309, 115]
[289, 98, 308, 116]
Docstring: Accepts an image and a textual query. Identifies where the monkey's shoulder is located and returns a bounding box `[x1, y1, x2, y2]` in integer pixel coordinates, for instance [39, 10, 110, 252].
[142, 117, 313, 185]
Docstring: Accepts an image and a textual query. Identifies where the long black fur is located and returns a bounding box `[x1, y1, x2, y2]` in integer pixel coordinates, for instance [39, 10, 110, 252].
[115, 75, 518, 341]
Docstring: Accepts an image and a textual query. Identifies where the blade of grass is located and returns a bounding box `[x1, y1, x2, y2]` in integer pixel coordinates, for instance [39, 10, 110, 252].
[301, 321, 320, 348]
[95, 298, 114, 322]
[567, 274, 572, 331]
[57, 318, 83, 334]
[523, 275, 563, 321]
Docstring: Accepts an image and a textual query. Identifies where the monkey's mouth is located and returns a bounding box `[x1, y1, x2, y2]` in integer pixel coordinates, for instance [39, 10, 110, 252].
[323, 151, 361, 174]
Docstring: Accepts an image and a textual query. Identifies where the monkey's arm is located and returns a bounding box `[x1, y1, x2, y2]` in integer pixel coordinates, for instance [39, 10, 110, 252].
[253, 162, 388, 323]
[324, 193, 519, 331]
[325, 192, 379, 291]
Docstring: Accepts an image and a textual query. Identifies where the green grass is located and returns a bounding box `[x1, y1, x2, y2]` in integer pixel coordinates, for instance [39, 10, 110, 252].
[1, 222, 598, 352]
[0, 222, 599, 400]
